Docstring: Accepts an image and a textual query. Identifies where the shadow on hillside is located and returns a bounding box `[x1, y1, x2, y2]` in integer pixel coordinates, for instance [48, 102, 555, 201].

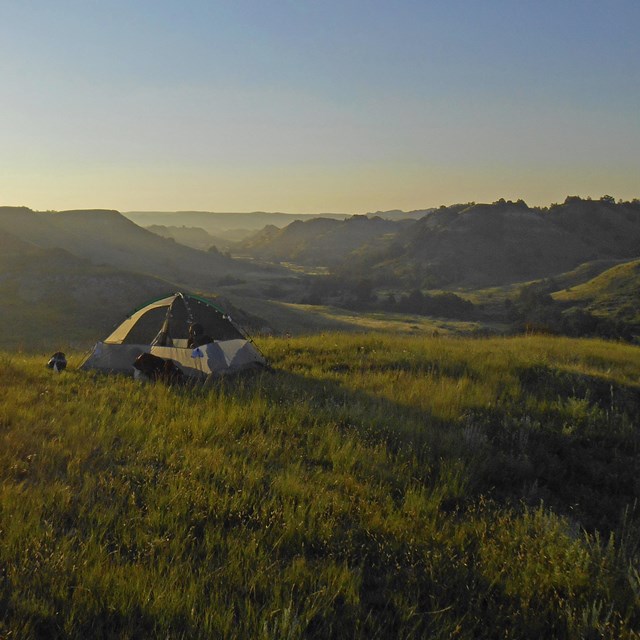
[209, 363, 640, 535]
[223, 296, 361, 335]
[516, 363, 640, 415]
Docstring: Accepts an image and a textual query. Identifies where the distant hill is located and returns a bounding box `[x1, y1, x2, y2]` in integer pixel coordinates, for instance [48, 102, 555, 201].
[365, 208, 434, 221]
[124, 210, 350, 236]
[0, 207, 280, 348]
[0, 207, 259, 290]
[232, 197, 640, 288]
[354, 201, 598, 287]
[388, 199, 640, 286]
[146, 225, 229, 251]
[235, 215, 412, 266]
[0, 235, 271, 350]
[125, 209, 429, 237]
[3, 198, 639, 346]
[551, 197, 640, 255]
[0, 230, 37, 254]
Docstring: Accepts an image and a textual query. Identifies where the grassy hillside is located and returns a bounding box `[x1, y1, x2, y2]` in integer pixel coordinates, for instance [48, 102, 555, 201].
[232, 199, 640, 289]
[0, 244, 173, 350]
[554, 259, 640, 325]
[0, 241, 270, 351]
[350, 199, 640, 288]
[235, 216, 406, 267]
[2, 335, 640, 638]
[224, 297, 490, 337]
[0, 207, 262, 290]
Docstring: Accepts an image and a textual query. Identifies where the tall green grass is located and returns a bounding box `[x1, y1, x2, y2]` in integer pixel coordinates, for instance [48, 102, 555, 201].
[1, 335, 639, 638]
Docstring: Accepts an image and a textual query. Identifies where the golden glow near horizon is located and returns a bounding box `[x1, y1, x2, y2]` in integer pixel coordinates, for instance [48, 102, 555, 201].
[1, 2, 638, 213]
[4, 163, 638, 214]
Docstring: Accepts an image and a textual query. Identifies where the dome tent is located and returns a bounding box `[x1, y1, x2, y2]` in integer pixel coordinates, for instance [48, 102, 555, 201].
[81, 293, 266, 379]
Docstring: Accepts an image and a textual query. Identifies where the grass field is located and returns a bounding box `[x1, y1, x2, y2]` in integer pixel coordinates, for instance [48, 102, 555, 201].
[1, 334, 640, 638]
[222, 297, 494, 338]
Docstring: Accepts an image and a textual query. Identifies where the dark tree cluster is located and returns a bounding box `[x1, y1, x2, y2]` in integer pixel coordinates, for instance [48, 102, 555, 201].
[300, 276, 376, 308]
[299, 276, 476, 320]
[387, 289, 475, 319]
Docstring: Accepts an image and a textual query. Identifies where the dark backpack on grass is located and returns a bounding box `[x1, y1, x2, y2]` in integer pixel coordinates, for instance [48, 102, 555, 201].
[133, 353, 184, 384]
[47, 352, 67, 372]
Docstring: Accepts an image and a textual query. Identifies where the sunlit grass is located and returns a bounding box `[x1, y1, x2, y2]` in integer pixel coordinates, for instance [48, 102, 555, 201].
[224, 295, 490, 337]
[279, 304, 481, 335]
[1, 334, 640, 638]
[554, 259, 640, 302]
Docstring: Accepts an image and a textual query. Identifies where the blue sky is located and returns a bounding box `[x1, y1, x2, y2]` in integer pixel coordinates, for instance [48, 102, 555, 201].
[1, 0, 638, 212]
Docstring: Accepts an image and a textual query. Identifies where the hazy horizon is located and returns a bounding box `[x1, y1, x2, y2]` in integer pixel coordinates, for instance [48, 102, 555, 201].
[7, 193, 640, 219]
[1, 0, 638, 213]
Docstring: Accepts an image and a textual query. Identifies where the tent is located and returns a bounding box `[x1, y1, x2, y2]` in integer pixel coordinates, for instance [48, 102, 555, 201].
[81, 292, 266, 379]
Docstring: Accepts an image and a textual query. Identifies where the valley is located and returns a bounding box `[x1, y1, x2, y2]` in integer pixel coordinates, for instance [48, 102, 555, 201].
[2, 198, 639, 351]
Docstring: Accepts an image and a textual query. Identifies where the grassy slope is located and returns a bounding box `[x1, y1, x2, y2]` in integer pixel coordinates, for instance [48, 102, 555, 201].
[452, 258, 639, 329]
[224, 296, 490, 337]
[554, 259, 640, 323]
[0, 246, 174, 351]
[222, 200, 640, 291]
[2, 335, 640, 638]
[464, 258, 631, 305]
[0, 207, 263, 291]
[234, 217, 403, 268]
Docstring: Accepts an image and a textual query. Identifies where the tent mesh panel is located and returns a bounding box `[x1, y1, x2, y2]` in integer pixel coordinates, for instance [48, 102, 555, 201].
[120, 295, 243, 345]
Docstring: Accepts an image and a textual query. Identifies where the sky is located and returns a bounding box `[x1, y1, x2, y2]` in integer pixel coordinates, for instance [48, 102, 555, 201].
[1, 0, 638, 213]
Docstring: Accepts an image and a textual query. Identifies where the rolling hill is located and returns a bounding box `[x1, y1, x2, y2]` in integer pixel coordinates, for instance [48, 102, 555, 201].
[0, 208, 280, 349]
[554, 259, 640, 325]
[0, 241, 172, 349]
[358, 201, 598, 287]
[234, 198, 640, 288]
[0, 240, 272, 350]
[234, 215, 410, 266]
[2, 199, 639, 347]
[125, 209, 430, 240]
[124, 210, 350, 236]
[340, 199, 640, 288]
[146, 225, 228, 251]
[0, 207, 263, 290]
